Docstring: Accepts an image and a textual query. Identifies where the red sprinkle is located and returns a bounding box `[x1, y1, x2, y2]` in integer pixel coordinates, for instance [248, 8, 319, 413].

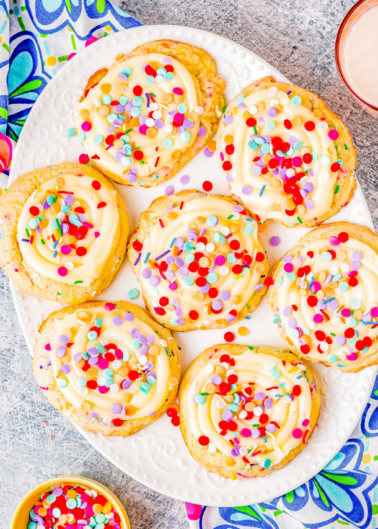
[224, 332, 234, 342]
[202, 181, 213, 192]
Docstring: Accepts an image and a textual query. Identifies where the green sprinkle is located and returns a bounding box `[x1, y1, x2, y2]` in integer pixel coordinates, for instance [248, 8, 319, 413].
[74, 280, 83, 284]
[128, 288, 139, 300]
[334, 185, 340, 194]
[297, 217, 302, 224]
[41, 239, 45, 245]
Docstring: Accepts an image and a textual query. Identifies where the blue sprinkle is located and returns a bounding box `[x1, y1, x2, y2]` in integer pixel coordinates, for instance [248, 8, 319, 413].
[144, 252, 151, 264]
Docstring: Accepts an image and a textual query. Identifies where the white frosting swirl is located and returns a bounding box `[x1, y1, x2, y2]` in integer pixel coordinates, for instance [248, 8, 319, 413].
[187, 347, 313, 472]
[74, 53, 201, 184]
[17, 174, 120, 286]
[272, 231, 378, 367]
[134, 195, 268, 328]
[49, 305, 174, 424]
[218, 86, 347, 225]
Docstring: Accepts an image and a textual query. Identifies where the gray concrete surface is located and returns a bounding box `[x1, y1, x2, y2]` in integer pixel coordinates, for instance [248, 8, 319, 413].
[2, 0, 378, 527]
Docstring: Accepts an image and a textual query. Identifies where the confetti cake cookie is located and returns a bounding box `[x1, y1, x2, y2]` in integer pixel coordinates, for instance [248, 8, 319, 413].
[217, 76, 357, 228]
[268, 222, 378, 372]
[33, 300, 181, 436]
[0, 163, 128, 304]
[179, 344, 320, 479]
[74, 39, 225, 187]
[128, 190, 269, 331]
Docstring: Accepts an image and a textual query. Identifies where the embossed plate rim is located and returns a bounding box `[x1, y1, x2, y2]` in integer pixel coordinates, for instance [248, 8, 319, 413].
[9, 24, 377, 506]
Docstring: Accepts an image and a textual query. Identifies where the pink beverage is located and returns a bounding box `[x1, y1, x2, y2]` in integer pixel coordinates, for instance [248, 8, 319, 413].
[336, 0, 378, 117]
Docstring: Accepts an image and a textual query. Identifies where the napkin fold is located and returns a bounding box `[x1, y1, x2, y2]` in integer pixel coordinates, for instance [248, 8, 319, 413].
[2, 4, 378, 528]
[0, 0, 141, 190]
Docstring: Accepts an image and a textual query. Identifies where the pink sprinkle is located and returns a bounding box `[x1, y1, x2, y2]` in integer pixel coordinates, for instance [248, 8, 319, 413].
[169, 282, 178, 290]
[61, 245, 71, 255]
[45, 344, 51, 351]
[94, 232, 100, 238]
[328, 129, 339, 140]
[82, 121, 91, 132]
[139, 124, 148, 135]
[159, 219, 164, 228]
[57, 266, 68, 277]
[241, 428, 251, 437]
[292, 428, 303, 439]
[310, 281, 321, 293]
[105, 302, 116, 310]
[329, 236, 340, 246]
[347, 353, 358, 361]
[302, 419, 310, 427]
[173, 87, 184, 95]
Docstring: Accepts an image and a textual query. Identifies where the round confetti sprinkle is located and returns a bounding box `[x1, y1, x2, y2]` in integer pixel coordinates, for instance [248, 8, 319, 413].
[269, 236, 281, 246]
[224, 332, 234, 342]
[165, 185, 174, 195]
[128, 288, 139, 300]
[180, 174, 190, 185]
[203, 181, 213, 192]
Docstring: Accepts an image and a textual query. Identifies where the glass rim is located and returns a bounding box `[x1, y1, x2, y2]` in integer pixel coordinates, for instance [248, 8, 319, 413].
[335, 0, 378, 112]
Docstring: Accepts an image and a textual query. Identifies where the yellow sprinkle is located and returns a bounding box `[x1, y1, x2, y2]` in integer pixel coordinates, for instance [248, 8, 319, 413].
[238, 326, 249, 336]
[231, 471, 237, 479]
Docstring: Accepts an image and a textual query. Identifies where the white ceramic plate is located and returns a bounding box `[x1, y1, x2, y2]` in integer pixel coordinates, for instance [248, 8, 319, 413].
[9, 24, 377, 507]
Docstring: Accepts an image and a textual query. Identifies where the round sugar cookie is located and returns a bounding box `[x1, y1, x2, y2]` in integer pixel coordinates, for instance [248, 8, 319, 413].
[216, 76, 357, 228]
[128, 191, 269, 331]
[179, 344, 320, 479]
[74, 39, 225, 187]
[33, 300, 181, 436]
[268, 222, 378, 372]
[0, 163, 128, 304]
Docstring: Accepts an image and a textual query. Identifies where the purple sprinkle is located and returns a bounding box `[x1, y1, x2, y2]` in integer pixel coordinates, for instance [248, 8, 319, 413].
[242, 185, 253, 195]
[140, 344, 149, 355]
[201, 284, 210, 294]
[255, 391, 265, 400]
[165, 185, 174, 196]
[147, 335, 155, 345]
[127, 173, 137, 183]
[352, 251, 363, 261]
[113, 316, 123, 327]
[204, 147, 214, 158]
[150, 276, 160, 287]
[56, 347, 66, 358]
[252, 165, 262, 176]
[59, 335, 69, 346]
[220, 290, 231, 301]
[124, 313, 135, 321]
[61, 365, 70, 374]
[111, 404, 122, 414]
[65, 195, 74, 206]
[142, 268, 152, 279]
[122, 380, 132, 390]
[305, 199, 315, 210]
[198, 126, 207, 137]
[180, 174, 190, 185]
[270, 236, 281, 246]
[88, 348, 99, 357]
[131, 328, 139, 339]
[265, 398, 273, 409]
[335, 335, 346, 346]
[73, 353, 82, 362]
[224, 115, 233, 125]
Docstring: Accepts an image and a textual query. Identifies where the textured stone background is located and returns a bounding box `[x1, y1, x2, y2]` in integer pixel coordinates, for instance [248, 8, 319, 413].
[2, 0, 378, 527]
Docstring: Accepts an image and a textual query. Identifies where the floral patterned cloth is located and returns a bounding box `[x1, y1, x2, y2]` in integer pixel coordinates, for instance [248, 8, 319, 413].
[0, 0, 141, 191]
[186, 376, 378, 529]
[2, 3, 378, 527]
